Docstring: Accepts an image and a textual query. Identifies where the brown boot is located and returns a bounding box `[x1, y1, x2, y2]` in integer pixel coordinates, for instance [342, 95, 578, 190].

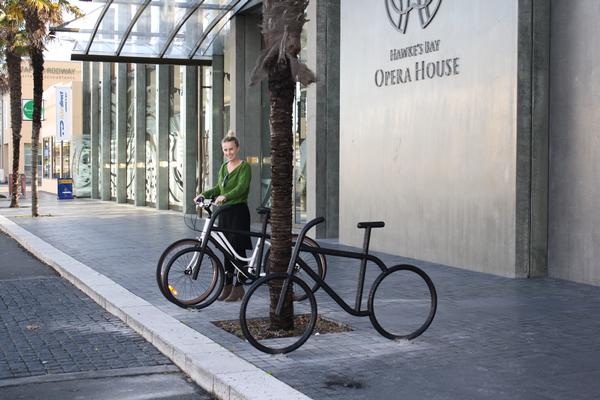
[218, 284, 232, 301]
[224, 285, 245, 302]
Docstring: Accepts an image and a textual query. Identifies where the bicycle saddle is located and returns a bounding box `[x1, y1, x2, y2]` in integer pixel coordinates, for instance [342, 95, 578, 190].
[357, 221, 385, 229]
[257, 207, 271, 215]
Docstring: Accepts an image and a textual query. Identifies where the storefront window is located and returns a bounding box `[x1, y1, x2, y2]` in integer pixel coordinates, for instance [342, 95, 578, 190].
[62, 142, 71, 178]
[53, 140, 61, 179]
[293, 27, 310, 223]
[24, 144, 32, 184]
[294, 86, 308, 223]
[200, 66, 212, 193]
[42, 138, 51, 178]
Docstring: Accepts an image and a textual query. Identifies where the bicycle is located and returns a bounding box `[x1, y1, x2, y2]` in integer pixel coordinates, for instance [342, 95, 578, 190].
[239, 217, 437, 354]
[159, 200, 327, 310]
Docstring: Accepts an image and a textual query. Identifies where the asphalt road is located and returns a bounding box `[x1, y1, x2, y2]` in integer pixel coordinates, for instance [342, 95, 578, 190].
[0, 231, 213, 400]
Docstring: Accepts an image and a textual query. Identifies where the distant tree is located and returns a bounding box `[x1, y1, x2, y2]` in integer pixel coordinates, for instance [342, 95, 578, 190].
[251, 0, 315, 330]
[0, 1, 28, 208]
[23, 0, 80, 217]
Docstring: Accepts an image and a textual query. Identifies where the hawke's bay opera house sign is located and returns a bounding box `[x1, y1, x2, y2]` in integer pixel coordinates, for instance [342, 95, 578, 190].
[340, 0, 523, 277]
[376, 0, 460, 87]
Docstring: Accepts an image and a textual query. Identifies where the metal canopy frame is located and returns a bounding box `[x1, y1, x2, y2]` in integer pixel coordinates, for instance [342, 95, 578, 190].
[53, 0, 253, 65]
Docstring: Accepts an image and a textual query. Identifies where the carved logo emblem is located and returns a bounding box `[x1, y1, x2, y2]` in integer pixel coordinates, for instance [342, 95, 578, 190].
[385, 0, 443, 33]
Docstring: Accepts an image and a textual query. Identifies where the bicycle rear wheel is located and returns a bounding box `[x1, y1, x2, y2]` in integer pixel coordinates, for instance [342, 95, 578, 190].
[162, 247, 224, 309]
[239, 273, 317, 354]
[156, 238, 200, 298]
[368, 265, 437, 340]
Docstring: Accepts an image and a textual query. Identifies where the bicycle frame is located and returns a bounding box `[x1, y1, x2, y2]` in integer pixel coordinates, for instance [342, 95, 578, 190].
[192, 203, 271, 281]
[275, 217, 386, 317]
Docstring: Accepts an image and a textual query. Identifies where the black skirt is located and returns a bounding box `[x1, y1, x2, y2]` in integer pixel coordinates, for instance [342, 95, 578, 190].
[218, 203, 252, 250]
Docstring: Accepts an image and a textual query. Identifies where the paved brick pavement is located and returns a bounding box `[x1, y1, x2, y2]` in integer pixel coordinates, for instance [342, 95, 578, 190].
[2, 192, 600, 399]
[0, 228, 213, 400]
[0, 232, 172, 380]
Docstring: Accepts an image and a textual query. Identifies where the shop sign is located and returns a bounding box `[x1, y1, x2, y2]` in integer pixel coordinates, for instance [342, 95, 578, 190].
[22, 99, 45, 121]
[55, 86, 72, 141]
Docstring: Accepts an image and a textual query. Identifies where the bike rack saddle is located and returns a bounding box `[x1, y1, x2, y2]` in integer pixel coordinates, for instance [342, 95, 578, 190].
[256, 207, 271, 216]
[357, 221, 385, 229]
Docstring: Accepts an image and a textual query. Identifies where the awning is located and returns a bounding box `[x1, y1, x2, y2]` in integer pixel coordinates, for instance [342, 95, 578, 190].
[53, 0, 254, 65]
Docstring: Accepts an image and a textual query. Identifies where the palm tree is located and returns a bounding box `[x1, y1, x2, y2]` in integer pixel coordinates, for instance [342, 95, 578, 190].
[0, 1, 27, 208]
[251, 0, 315, 330]
[23, 0, 80, 217]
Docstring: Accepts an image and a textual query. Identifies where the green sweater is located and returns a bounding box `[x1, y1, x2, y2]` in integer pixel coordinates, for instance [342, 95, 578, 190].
[201, 161, 251, 205]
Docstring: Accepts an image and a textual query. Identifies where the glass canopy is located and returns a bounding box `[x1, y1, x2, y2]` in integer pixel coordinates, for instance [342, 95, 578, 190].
[53, 0, 253, 65]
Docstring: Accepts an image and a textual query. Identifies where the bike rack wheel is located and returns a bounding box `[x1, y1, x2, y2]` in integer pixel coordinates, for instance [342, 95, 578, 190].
[368, 264, 437, 340]
[156, 238, 201, 298]
[239, 273, 317, 354]
[162, 246, 224, 309]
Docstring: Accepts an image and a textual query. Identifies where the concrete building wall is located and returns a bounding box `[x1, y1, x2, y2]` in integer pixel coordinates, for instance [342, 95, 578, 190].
[548, 0, 600, 285]
[339, 0, 520, 276]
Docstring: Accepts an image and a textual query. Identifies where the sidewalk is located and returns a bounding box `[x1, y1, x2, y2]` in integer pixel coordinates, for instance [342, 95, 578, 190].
[1, 192, 600, 400]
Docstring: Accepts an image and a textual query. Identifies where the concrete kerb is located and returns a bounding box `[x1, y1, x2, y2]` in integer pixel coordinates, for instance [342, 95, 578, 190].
[0, 215, 312, 400]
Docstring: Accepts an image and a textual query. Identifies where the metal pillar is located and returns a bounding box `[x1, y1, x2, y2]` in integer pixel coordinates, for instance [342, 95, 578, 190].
[306, 0, 340, 238]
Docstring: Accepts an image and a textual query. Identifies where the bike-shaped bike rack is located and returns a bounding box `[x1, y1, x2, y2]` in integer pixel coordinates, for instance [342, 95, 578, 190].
[239, 216, 437, 354]
[157, 200, 326, 310]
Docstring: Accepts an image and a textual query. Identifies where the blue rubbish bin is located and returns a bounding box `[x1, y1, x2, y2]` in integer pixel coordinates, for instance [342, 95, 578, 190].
[57, 178, 74, 200]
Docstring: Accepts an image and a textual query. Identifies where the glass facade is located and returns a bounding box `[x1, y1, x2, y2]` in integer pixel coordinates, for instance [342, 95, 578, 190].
[62, 142, 70, 178]
[168, 66, 183, 209]
[24, 144, 32, 184]
[50, 140, 70, 179]
[200, 66, 212, 192]
[293, 85, 308, 224]
[79, 10, 314, 222]
[42, 138, 51, 178]
[53, 141, 61, 179]
[126, 65, 135, 202]
[145, 65, 157, 205]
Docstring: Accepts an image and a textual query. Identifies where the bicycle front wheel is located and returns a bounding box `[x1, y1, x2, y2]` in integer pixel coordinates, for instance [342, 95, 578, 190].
[368, 265, 437, 340]
[240, 273, 317, 354]
[156, 238, 200, 298]
[163, 247, 224, 309]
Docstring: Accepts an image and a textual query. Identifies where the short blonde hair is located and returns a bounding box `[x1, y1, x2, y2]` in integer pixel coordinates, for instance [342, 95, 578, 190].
[222, 131, 239, 147]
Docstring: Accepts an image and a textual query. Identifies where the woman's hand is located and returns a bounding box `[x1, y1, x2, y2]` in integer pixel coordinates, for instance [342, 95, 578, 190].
[215, 195, 227, 205]
[193, 194, 204, 204]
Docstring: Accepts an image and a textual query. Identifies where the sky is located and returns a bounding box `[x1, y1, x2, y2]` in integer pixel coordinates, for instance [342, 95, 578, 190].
[44, 0, 102, 61]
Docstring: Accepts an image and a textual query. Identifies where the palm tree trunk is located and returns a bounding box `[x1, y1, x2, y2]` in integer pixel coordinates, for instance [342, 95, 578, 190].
[30, 48, 44, 217]
[267, 62, 296, 330]
[7, 49, 22, 209]
[255, 0, 313, 330]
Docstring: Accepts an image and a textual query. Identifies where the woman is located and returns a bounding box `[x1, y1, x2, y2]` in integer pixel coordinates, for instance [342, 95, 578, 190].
[195, 134, 252, 302]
